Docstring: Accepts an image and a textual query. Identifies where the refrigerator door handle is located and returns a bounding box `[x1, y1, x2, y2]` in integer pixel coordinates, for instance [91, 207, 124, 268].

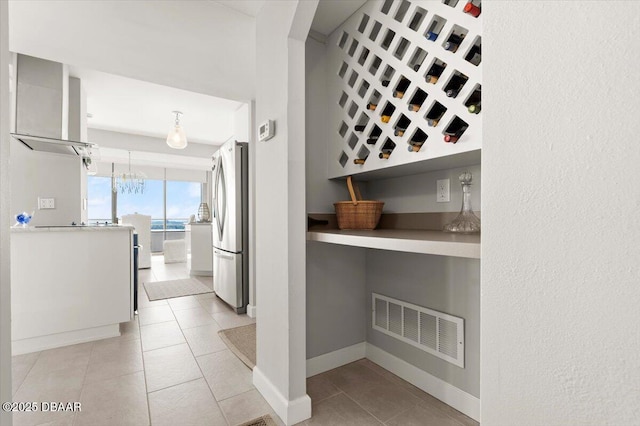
[214, 155, 226, 242]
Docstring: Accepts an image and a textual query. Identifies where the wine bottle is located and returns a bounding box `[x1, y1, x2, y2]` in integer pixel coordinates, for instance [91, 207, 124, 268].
[367, 103, 377, 111]
[379, 151, 391, 159]
[464, 2, 481, 17]
[407, 141, 423, 152]
[426, 102, 447, 127]
[465, 88, 481, 114]
[393, 114, 411, 137]
[366, 136, 379, 144]
[425, 31, 438, 41]
[355, 125, 366, 132]
[408, 90, 427, 112]
[464, 44, 481, 65]
[444, 74, 467, 98]
[354, 158, 366, 165]
[425, 63, 445, 84]
[413, 64, 421, 72]
[468, 104, 481, 114]
[381, 80, 390, 87]
[307, 216, 329, 228]
[444, 41, 459, 53]
[393, 77, 411, 99]
[465, 88, 481, 105]
[380, 103, 396, 123]
[443, 118, 468, 144]
[444, 33, 464, 53]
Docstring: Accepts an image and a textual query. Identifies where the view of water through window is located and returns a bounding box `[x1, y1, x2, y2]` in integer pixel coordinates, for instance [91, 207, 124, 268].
[88, 176, 202, 231]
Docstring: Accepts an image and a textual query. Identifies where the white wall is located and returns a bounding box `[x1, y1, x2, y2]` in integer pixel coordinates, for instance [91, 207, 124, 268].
[0, 1, 13, 424]
[9, 0, 256, 102]
[253, 1, 317, 424]
[89, 128, 218, 159]
[10, 140, 83, 227]
[482, 2, 640, 424]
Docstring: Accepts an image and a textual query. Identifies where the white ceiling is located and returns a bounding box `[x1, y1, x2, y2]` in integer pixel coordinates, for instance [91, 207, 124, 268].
[312, 0, 369, 36]
[213, 0, 264, 17]
[9, 0, 367, 155]
[70, 66, 243, 145]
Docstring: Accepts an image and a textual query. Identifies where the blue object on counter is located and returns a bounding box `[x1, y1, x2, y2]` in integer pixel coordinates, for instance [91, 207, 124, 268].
[14, 212, 33, 227]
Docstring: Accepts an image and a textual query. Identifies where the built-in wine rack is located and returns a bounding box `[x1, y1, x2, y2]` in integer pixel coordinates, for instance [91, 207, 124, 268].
[328, 0, 482, 179]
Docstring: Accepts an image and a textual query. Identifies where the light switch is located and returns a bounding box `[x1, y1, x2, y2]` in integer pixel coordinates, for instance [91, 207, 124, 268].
[38, 197, 55, 209]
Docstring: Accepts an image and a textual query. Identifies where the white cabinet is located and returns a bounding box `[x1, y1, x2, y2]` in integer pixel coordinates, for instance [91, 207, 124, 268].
[10, 226, 134, 354]
[186, 223, 213, 276]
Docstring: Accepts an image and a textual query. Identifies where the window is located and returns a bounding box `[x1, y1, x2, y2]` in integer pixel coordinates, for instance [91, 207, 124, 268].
[87, 176, 113, 223]
[117, 179, 164, 229]
[166, 181, 202, 231]
[88, 173, 204, 252]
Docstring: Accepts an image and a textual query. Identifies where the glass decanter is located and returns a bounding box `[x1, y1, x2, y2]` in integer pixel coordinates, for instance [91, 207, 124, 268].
[443, 171, 480, 234]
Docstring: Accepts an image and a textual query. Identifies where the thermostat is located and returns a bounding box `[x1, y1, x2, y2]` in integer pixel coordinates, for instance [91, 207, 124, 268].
[258, 120, 275, 142]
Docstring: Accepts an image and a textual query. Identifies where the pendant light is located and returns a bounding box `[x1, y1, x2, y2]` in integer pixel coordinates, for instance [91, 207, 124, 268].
[166, 110, 188, 149]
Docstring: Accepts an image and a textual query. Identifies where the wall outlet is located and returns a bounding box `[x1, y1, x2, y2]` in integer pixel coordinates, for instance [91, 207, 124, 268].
[436, 179, 450, 203]
[38, 197, 55, 209]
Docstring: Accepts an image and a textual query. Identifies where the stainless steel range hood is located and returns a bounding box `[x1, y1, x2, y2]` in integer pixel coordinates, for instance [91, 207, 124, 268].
[11, 133, 93, 156]
[10, 54, 94, 156]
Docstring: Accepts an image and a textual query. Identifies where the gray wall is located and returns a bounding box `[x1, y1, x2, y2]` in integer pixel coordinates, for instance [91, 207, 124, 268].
[366, 250, 481, 398]
[306, 36, 367, 360]
[366, 164, 481, 214]
[10, 139, 83, 226]
[305, 36, 348, 214]
[306, 242, 367, 358]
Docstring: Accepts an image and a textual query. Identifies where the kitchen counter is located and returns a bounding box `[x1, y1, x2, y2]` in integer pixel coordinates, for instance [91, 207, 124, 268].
[11, 226, 134, 354]
[11, 225, 134, 232]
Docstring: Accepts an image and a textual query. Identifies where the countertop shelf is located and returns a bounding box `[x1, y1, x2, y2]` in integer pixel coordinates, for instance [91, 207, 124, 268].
[307, 229, 480, 259]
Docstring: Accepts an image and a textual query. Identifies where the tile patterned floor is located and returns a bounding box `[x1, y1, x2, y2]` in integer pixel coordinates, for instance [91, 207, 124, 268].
[11, 255, 478, 426]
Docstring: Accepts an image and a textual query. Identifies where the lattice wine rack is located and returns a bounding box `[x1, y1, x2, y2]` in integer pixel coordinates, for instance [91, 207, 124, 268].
[327, 0, 482, 179]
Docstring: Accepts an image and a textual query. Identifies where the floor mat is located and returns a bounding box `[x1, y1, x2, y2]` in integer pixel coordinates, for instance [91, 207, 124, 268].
[144, 278, 213, 301]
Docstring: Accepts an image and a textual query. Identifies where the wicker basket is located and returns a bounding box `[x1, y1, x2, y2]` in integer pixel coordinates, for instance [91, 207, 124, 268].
[334, 176, 384, 230]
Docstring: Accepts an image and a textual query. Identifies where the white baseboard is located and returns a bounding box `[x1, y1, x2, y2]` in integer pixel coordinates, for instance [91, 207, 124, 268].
[12, 324, 120, 355]
[306, 342, 366, 378]
[247, 304, 257, 319]
[190, 270, 213, 277]
[253, 366, 311, 425]
[365, 343, 480, 422]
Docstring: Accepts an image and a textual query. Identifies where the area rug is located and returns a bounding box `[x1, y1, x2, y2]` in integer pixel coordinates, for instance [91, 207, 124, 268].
[218, 323, 256, 370]
[238, 414, 277, 426]
[144, 278, 214, 301]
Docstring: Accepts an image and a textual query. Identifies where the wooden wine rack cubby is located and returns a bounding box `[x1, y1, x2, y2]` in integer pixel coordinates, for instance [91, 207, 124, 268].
[328, 0, 482, 179]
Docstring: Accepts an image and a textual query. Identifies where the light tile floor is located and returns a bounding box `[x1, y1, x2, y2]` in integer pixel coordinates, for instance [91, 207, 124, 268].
[11, 255, 478, 426]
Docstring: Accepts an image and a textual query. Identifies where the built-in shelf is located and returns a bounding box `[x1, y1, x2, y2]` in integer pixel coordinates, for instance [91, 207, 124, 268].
[307, 229, 480, 259]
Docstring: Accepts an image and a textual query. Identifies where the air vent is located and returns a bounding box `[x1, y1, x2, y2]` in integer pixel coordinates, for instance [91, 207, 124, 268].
[372, 293, 464, 368]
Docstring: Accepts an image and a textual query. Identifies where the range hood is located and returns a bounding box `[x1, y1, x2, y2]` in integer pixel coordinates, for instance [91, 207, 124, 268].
[10, 54, 94, 157]
[11, 134, 93, 156]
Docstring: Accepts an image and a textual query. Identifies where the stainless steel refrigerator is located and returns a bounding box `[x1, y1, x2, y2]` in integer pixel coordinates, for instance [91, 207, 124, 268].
[212, 140, 249, 313]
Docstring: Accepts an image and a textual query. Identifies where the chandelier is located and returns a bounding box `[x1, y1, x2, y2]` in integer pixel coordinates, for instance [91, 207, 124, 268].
[114, 151, 146, 195]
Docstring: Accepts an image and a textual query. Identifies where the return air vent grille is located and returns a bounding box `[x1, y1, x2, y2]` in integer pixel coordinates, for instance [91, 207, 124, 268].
[372, 293, 464, 368]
